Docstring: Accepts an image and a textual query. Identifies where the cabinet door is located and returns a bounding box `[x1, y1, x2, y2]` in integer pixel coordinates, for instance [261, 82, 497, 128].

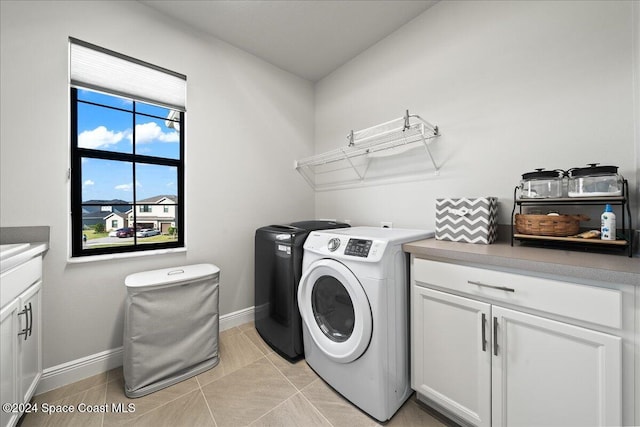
[18, 281, 42, 405]
[412, 286, 491, 427]
[492, 306, 621, 427]
[1, 299, 20, 427]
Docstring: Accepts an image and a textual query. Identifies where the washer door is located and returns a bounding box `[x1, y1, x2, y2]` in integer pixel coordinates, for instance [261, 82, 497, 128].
[298, 259, 372, 363]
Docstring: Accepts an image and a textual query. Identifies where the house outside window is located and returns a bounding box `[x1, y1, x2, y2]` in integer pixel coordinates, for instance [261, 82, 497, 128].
[69, 38, 185, 257]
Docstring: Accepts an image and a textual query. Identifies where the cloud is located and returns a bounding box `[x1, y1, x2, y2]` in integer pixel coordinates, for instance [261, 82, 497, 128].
[134, 122, 179, 144]
[78, 126, 130, 149]
[83, 180, 94, 187]
[115, 181, 141, 192]
[115, 183, 133, 192]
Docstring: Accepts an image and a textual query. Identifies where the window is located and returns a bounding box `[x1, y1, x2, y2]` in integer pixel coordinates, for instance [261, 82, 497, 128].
[70, 38, 185, 257]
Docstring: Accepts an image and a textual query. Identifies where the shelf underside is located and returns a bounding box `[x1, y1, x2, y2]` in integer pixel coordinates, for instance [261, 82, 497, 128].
[297, 124, 433, 168]
[513, 234, 628, 246]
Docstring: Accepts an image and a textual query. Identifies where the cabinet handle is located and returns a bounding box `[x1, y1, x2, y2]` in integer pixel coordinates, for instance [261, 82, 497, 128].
[17, 305, 30, 341]
[468, 280, 515, 293]
[493, 317, 499, 356]
[481, 313, 487, 352]
[27, 302, 33, 337]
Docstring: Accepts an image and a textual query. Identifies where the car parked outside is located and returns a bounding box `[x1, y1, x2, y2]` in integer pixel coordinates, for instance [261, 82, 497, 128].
[116, 227, 136, 238]
[108, 229, 119, 237]
[136, 228, 161, 238]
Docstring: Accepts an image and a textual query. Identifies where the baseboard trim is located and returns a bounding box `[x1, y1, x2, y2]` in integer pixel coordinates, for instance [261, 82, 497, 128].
[37, 347, 124, 395]
[36, 306, 255, 395]
[219, 305, 255, 330]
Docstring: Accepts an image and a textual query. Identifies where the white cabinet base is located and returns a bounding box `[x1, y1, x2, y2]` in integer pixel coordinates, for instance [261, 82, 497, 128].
[411, 258, 628, 427]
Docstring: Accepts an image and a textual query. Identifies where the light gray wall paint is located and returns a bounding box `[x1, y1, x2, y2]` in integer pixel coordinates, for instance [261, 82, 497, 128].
[314, 0, 638, 231]
[0, 0, 315, 368]
[634, 0, 640, 230]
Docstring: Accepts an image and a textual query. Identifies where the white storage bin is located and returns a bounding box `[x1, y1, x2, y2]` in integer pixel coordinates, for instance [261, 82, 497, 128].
[123, 264, 220, 398]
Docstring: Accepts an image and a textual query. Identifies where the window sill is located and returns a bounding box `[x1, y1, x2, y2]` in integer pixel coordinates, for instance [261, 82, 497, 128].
[67, 247, 186, 264]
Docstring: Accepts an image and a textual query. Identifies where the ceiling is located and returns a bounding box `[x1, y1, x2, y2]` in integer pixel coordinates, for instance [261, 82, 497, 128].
[139, 0, 437, 82]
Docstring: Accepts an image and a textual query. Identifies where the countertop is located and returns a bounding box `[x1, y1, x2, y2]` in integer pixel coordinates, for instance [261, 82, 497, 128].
[403, 238, 639, 287]
[0, 242, 48, 274]
[0, 226, 50, 274]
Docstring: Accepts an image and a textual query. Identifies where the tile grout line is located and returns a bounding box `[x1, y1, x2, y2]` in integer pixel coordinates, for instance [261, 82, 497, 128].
[239, 327, 271, 357]
[102, 365, 115, 426]
[246, 392, 301, 426]
[112, 384, 203, 423]
[100, 381, 108, 427]
[261, 348, 334, 427]
[243, 326, 336, 426]
[196, 376, 218, 427]
[296, 380, 336, 427]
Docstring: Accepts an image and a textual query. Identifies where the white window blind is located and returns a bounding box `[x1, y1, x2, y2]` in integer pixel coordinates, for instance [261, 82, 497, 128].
[69, 37, 186, 111]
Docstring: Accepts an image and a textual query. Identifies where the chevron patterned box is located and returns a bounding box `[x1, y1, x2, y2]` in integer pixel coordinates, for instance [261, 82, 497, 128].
[435, 197, 498, 244]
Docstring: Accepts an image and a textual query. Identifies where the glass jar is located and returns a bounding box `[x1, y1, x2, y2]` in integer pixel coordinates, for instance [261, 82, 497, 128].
[567, 164, 623, 197]
[519, 169, 565, 198]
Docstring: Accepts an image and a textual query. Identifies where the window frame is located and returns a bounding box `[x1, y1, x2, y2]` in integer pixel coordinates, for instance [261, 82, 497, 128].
[70, 87, 185, 257]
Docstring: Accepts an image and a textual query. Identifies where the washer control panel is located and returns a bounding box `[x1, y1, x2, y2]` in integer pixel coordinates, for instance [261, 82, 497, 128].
[304, 232, 388, 263]
[344, 239, 372, 257]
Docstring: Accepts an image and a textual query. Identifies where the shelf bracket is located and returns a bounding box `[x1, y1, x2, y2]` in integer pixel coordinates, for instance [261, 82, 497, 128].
[341, 148, 367, 180]
[418, 123, 439, 174]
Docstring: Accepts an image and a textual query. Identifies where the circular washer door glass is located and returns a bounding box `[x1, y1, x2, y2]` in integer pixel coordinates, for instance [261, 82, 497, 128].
[311, 275, 355, 342]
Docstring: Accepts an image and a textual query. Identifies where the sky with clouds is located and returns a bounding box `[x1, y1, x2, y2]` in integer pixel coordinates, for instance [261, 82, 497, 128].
[78, 89, 179, 203]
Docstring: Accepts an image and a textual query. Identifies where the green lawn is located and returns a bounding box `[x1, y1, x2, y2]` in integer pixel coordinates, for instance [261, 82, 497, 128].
[83, 229, 108, 240]
[138, 234, 177, 243]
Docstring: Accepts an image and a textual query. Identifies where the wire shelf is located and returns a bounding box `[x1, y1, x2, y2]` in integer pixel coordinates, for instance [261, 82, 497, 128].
[295, 110, 440, 190]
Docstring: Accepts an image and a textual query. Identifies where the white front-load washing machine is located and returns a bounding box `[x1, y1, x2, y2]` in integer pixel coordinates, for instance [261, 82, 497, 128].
[297, 226, 434, 422]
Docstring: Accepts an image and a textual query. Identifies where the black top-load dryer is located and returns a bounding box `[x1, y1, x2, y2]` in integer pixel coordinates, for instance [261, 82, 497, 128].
[254, 220, 350, 361]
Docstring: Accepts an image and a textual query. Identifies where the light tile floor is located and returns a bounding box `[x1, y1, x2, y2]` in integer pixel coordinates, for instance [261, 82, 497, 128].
[20, 322, 452, 427]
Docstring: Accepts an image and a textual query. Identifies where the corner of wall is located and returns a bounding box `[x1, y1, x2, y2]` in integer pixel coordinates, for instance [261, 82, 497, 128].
[633, 1, 640, 229]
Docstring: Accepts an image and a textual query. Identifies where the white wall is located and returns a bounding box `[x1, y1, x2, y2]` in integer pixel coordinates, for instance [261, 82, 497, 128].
[0, 0, 315, 368]
[315, 0, 638, 231]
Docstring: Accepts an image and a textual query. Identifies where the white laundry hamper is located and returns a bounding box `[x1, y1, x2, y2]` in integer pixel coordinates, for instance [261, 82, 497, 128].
[123, 264, 220, 398]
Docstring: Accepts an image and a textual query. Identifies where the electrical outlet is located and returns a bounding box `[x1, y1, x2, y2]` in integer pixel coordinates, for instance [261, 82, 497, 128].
[381, 221, 393, 229]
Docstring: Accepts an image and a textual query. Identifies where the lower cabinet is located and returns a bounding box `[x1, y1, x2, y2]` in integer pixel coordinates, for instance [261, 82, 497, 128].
[491, 305, 620, 427]
[411, 259, 623, 427]
[0, 280, 42, 427]
[17, 281, 42, 407]
[0, 300, 20, 427]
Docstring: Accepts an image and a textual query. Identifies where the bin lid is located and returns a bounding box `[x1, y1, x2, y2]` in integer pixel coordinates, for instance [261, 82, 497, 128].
[125, 263, 220, 289]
